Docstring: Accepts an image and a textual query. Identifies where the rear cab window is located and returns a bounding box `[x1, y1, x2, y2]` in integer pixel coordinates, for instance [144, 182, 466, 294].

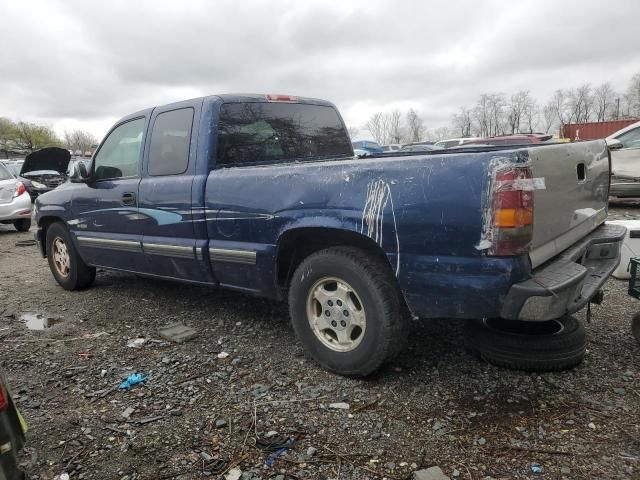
[216, 102, 352, 167]
[148, 108, 194, 176]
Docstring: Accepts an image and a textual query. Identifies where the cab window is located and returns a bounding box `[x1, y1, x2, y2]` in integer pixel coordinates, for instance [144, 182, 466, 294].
[94, 118, 145, 180]
[148, 108, 194, 176]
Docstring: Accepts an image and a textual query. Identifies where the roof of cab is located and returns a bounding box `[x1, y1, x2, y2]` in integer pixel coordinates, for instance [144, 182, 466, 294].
[111, 94, 336, 131]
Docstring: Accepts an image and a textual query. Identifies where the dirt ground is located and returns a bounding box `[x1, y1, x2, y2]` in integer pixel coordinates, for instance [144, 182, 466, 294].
[1, 205, 639, 480]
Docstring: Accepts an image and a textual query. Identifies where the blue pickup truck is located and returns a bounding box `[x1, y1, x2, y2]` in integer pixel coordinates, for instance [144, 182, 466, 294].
[34, 94, 624, 376]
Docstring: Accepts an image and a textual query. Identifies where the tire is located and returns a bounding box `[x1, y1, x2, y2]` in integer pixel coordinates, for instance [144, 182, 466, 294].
[465, 316, 586, 372]
[288, 247, 407, 377]
[46, 222, 96, 290]
[14, 218, 31, 232]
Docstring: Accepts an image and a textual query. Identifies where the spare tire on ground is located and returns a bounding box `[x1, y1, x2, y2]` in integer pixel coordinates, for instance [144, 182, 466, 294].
[465, 316, 586, 372]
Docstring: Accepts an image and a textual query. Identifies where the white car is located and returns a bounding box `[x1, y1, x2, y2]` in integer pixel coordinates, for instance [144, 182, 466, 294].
[606, 121, 640, 198]
[434, 137, 478, 149]
[0, 162, 32, 231]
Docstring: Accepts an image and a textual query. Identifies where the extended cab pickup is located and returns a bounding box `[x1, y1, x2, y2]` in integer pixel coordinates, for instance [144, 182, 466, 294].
[34, 94, 625, 376]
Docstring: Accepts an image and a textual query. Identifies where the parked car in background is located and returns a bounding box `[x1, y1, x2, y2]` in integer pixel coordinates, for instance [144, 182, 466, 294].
[0, 162, 32, 231]
[19, 147, 71, 192]
[0, 373, 27, 480]
[434, 137, 478, 149]
[399, 144, 437, 152]
[606, 120, 640, 198]
[381, 144, 402, 152]
[35, 93, 623, 377]
[353, 148, 371, 157]
[1, 161, 49, 202]
[351, 140, 384, 153]
[461, 134, 553, 147]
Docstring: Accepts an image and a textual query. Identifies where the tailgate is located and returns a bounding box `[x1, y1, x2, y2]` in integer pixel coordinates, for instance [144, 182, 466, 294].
[528, 141, 609, 268]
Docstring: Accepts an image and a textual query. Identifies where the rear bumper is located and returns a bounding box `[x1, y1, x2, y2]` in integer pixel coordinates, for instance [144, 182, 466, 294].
[0, 193, 32, 222]
[501, 223, 626, 321]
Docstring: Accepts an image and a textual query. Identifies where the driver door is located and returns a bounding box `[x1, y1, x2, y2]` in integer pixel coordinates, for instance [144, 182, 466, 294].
[71, 116, 149, 271]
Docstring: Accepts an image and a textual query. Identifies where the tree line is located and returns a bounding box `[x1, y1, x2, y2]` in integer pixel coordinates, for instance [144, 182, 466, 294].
[357, 72, 640, 144]
[0, 117, 97, 158]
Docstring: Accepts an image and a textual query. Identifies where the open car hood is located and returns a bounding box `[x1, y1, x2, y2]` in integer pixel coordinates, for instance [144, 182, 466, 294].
[20, 147, 71, 175]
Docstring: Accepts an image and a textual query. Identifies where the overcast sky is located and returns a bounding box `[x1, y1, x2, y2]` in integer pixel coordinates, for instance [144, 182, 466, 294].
[1, 0, 639, 141]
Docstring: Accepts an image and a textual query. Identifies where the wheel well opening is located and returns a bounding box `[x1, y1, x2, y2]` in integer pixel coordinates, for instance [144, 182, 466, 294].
[276, 228, 391, 293]
[38, 216, 62, 256]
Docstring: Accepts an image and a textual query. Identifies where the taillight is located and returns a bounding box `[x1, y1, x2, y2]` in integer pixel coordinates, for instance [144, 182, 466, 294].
[265, 94, 298, 102]
[0, 384, 8, 411]
[488, 166, 534, 256]
[14, 182, 26, 198]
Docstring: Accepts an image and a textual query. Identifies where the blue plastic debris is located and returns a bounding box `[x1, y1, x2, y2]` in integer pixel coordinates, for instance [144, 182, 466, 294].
[531, 463, 543, 474]
[265, 437, 296, 466]
[119, 373, 146, 390]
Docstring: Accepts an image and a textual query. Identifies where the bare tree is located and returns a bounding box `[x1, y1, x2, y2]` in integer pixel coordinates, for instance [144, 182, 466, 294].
[507, 90, 529, 133]
[388, 110, 403, 144]
[551, 89, 571, 129]
[542, 102, 556, 134]
[347, 126, 359, 139]
[431, 126, 453, 141]
[627, 73, 640, 118]
[567, 84, 594, 123]
[366, 113, 387, 144]
[405, 109, 425, 142]
[64, 129, 98, 153]
[452, 107, 472, 137]
[594, 82, 615, 121]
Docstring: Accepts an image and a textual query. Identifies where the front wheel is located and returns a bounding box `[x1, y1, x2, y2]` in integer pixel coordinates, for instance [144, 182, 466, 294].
[289, 247, 407, 377]
[46, 222, 96, 290]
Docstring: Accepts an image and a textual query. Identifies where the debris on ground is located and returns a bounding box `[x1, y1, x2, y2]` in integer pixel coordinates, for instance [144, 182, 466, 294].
[126, 337, 146, 348]
[328, 402, 350, 409]
[413, 466, 451, 480]
[158, 322, 198, 343]
[531, 462, 543, 473]
[118, 372, 146, 390]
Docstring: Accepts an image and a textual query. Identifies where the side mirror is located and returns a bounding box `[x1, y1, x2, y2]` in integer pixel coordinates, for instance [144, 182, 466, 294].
[607, 138, 624, 151]
[70, 162, 90, 183]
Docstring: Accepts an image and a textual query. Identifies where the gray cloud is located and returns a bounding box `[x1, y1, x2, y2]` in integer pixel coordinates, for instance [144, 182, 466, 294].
[0, 0, 638, 139]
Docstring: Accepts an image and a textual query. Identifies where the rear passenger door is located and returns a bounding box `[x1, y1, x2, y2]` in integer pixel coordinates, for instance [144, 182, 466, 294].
[138, 99, 213, 282]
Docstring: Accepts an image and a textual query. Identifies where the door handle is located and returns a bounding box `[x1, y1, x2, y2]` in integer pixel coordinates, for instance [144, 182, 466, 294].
[121, 192, 136, 206]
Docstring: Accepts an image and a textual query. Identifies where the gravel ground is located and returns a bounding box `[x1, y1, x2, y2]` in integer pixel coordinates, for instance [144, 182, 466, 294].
[0, 205, 639, 480]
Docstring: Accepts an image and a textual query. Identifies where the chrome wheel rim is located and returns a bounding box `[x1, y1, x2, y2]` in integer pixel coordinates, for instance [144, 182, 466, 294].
[52, 237, 70, 277]
[306, 276, 366, 352]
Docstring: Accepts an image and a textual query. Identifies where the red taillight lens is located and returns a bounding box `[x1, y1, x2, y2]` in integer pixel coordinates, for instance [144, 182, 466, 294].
[489, 166, 534, 256]
[14, 182, 26, 198]
[0, 385, 8, 411]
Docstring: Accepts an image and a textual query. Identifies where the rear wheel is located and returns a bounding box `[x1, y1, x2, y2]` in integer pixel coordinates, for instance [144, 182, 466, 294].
[14, 218, 31, 232]
[289, 247, 407, 377]
[46, 222, 96, 290]
[465, 316, 586, 372]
